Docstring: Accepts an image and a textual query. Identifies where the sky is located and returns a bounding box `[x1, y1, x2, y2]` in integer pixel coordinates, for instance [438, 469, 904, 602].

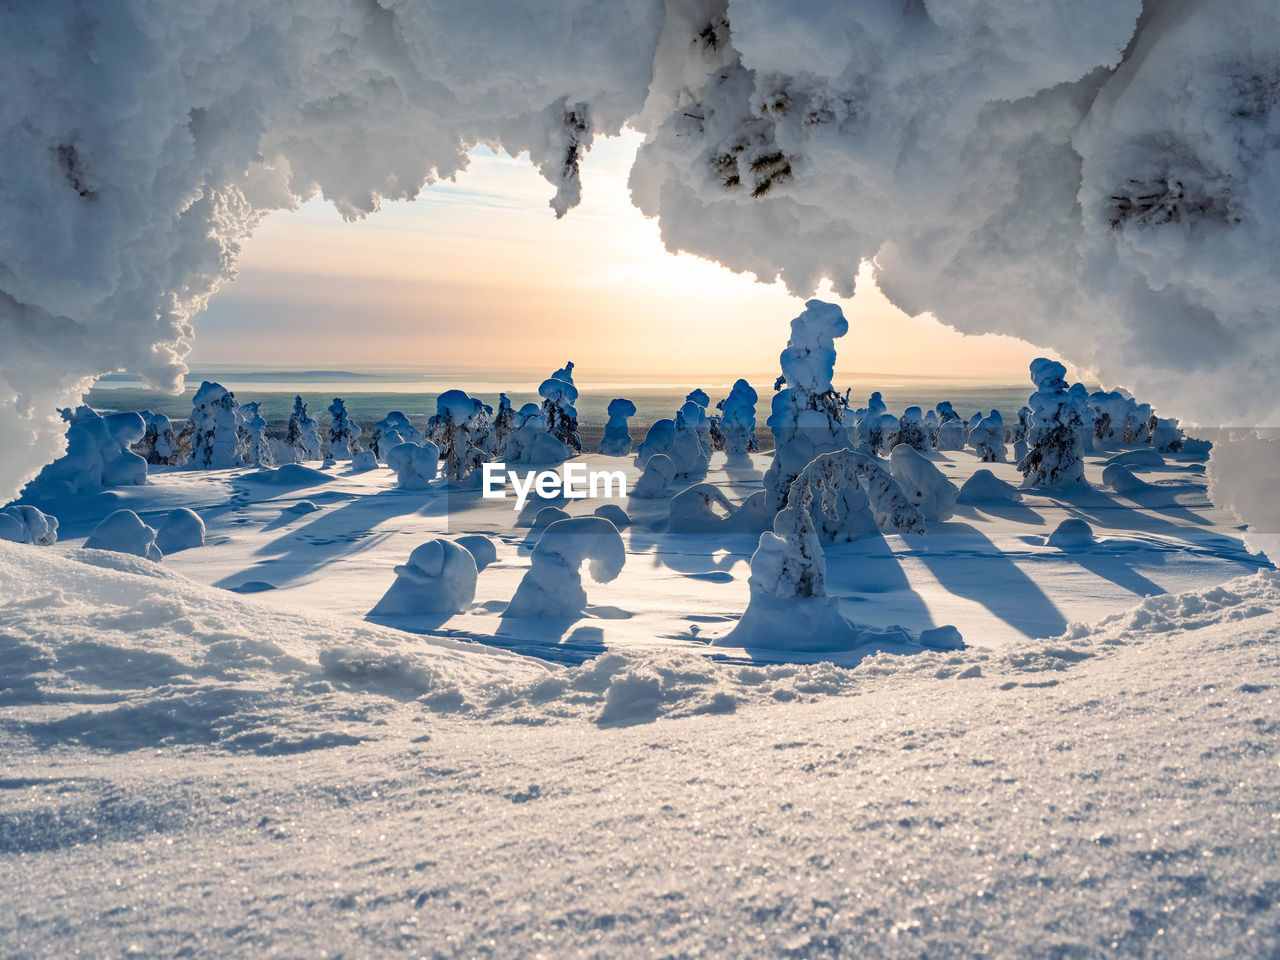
[194, 130, 1044, 383]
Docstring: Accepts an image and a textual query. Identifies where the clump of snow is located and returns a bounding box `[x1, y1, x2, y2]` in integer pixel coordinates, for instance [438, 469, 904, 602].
[241, 463, 332, 487]
[598, 398, 637, 456]
[889, 444, 958, 522]
[631, 453, 676, 499]
[968, 410, 1007, 463]
[24, 406, 148, 498]
[0, 504, 57, 545]
[634, 419, 675, 468]
[505, 403, 570, 465]
[716, 379, 759, 456]
[154, 507, 205, 554]
[1104, 448, 1166, 469]
[1047, 517, 1095, 549]
[504, 516, 625, 619]
[668, 483, 737, 534]
[287, 500, 319, 515]
[1018, 359, 1088, 489]
[529, 506, 570, 535]
[386, 441, 439, 490]
[349, 450, 378, 473]
[285, 396, 322, 462]
[593, 503, 630, 529]
[455, 534, 497, 571]
[957, 469, 1022, 504]
[765, 300, 852, 511]
[671, 402, 710, 479]
[326, 398, 362, 461]
[368, 539, 477, 618]
[369, 412, 421, 461]
[1102, 463, 1154, 497]
[84, 509, 161, 561]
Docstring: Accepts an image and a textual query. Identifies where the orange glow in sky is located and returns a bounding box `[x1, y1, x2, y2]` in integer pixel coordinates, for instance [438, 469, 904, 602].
[196, 130, 1045, 382]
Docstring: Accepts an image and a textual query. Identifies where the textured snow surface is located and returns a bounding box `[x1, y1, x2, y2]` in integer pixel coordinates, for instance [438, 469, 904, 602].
[2, 539, 1279, 956]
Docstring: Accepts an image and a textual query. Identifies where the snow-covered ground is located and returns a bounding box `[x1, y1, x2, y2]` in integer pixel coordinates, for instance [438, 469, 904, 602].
[2, 534, 1279, 956]
[3, 444, 1278, 956]
[25, 447, 1267, 661]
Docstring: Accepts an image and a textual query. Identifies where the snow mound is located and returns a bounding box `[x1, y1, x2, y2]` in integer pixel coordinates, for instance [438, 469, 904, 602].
[0, 505, 58, 545]
[1102, 463, 1155, 496]
[386, 441, 439, 490]
[889, 444, 958, 522]
[154, 508, 205, 554]
[505, 517, 625, 619]
[593, 504, 630, 529]
[455, 534, 497, 571]
[287, 501, 319, 515]
[242, 464, 332, 487]
[1103, 449, 1167, 469]
[1047, 518, 1095, 549]
[83, 509, 161, 561]
[957, 469, 1022, 504]
[631, 454, 675, 499]
[349, 450, 378, 473]
[368, 539, 478, 618]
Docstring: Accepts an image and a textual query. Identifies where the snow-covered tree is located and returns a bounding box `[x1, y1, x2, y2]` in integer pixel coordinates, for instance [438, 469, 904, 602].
[889, 444, 958, 521]
[968, 410, 1007, 462]
[180, 382, 249, 469]
[1018, 359, 1088, 488]
[369, 411, 421, 460]
[492, 393, 516, 454]
[765, 300, 855, 512]
[136, 411, 183, 465]
[25, 406, 149, 498]
[427, 390, 492, 482]
[239, 401, 275, 467]
[1068, 383, 1095, 453]
[598, 398, 637, 456]
[539, 364, 581, 456]
[368, 539, 477, 617]
[632, 453, 676, 499]
[504, 516, 625, 619]
[386, 440, 440, 489]
[717, 379, 759, 456]
[0, 505, 58, 545]
[326, 397, 362, 460]
[673, 401, 710, 478]
[286, 396, 322, 462]
[1124, 401, 1155, 445]
[717, 449, 927, 650]
[1151, 417, 1184, 452]
[505, 403, 568, 465]
[893, 406, 930, 451]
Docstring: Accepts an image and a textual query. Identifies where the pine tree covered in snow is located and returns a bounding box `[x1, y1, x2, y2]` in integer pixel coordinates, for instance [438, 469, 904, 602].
[239, 402, 275, 468]
[968, 410, 1007, 463]
[492, 393, 516, 454]
[285, 396, 322, 462]
[894, 406, 930, 451]
[717, 379, 759, 456]
[183, 382, 248, 469]
[369, 412, 422, 461]
[539, 366, 581, 457]
[136, 412, 183, 466]
[326, 398, 362, 460]
[598, 398, 637, 456]
[765, 300, 854, 512]
[1018, 359, 1088, 488]
[427, 390, 492, 482]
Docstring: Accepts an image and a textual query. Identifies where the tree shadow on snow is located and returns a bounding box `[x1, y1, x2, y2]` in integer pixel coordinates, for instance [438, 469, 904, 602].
[909, 521, 1070, 639]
